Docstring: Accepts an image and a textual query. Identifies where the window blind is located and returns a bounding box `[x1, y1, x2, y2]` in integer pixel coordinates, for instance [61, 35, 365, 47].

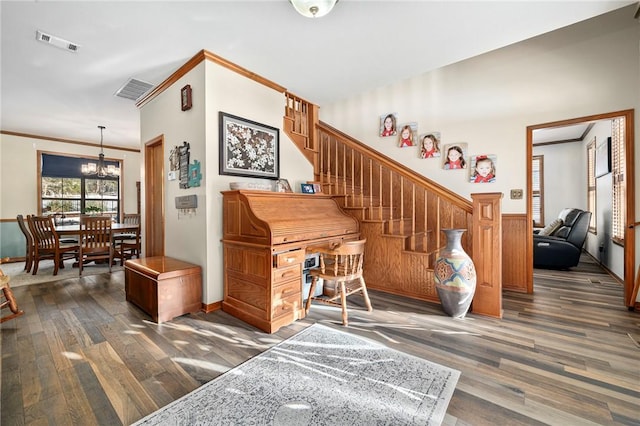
[42, 153, 119, 179]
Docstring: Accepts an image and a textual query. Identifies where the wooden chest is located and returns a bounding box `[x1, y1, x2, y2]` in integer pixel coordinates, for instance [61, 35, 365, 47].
[125, 256, 202, 323]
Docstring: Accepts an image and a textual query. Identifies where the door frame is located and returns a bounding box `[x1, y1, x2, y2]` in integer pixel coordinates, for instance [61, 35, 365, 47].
[144, 135, 165, 257]
[526, 109, 635, 305]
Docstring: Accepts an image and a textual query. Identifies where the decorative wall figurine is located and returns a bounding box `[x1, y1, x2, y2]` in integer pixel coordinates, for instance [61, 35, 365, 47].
[442, 143, 468, 170]
[188, 160, 202, 187]
[469, 154, 497, 183]
[379, 113, 398, 137]
[397, 122, 417, 148]
[419, 132, 441, 158]
[178, 141, 191, 188]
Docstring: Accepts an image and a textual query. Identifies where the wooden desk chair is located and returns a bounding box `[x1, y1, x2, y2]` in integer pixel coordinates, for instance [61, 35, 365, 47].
[79, 216, 113, 276]
[16, 214, 35, 273]
[305, 239, 372, 326]
[27, 215, 79, 276]
[0, 260, 25, 323]
[113, 214, 141, 265]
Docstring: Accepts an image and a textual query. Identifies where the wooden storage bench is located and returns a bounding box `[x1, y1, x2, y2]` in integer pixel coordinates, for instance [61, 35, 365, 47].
[125, 256, 202, 323]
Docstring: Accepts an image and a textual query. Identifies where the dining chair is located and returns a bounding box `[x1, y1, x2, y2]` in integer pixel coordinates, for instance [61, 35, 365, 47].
[16, 214, 35, 273]
[79, 216, 113, 276]
[304, 239, 372, 326]
[113, 213, 141, 265]
[27, 215, 79, 276]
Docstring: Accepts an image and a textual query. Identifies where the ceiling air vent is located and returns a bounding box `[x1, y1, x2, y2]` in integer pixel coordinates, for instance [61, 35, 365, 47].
[36, 30, 80, 53]
[115, 78, 155, 101]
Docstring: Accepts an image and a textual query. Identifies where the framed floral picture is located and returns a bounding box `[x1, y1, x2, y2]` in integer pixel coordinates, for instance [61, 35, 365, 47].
[219, 112, 279, 179]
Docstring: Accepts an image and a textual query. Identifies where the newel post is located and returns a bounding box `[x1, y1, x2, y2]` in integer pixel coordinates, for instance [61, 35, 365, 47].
[471, 192, 503, 318]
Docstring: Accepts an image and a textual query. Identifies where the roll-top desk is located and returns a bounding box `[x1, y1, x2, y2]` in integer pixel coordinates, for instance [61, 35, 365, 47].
[221, 190, 359, 333]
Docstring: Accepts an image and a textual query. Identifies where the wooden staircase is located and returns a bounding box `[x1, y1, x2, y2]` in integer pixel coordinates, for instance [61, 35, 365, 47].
[283, 92, 503, 314]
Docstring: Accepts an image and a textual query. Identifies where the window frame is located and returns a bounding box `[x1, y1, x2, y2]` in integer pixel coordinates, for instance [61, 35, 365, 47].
[532, 155, 544, 227]
[37, 151, 122, 221]
[586, 137, 596, 234]
[611, 117, 625, 245]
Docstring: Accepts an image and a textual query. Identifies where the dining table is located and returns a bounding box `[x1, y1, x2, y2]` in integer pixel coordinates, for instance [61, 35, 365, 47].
[54, 222, 141, 267]
[55, 222, 140, 236]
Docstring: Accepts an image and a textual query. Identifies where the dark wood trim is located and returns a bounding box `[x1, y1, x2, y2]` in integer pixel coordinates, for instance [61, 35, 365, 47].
[1, 130, 140, 153]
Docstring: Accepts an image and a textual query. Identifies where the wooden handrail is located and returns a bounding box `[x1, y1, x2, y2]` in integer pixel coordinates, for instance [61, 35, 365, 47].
[318, 121, 472, 213]
[282, 96, 502, 314]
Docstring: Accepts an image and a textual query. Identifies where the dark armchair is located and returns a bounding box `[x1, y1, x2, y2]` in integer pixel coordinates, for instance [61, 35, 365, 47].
[534, 208, 592, 269]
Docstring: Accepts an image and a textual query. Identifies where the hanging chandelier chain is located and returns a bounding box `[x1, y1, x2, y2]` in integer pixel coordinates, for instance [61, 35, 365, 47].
[81, 125, 120, 178]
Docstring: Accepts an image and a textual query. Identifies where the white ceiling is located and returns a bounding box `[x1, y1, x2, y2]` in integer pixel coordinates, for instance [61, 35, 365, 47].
[1, 0, 635, 150]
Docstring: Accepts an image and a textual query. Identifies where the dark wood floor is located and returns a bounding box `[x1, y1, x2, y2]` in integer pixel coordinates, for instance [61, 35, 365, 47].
[2, 258, 639, 426]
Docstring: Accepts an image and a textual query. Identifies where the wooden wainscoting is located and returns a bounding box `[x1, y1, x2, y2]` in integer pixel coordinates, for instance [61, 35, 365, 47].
[502, 213, 529, 292]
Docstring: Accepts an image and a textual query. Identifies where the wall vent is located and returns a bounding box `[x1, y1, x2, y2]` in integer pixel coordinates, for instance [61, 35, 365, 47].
[36, 30, 80, 53]
[115, 78, 155, 101]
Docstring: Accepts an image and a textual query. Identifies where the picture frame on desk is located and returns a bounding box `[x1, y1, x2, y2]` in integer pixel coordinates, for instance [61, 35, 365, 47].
[276, 179, 292, 193]
[219, 111, 279, 179]
[301, 183, 315, 194]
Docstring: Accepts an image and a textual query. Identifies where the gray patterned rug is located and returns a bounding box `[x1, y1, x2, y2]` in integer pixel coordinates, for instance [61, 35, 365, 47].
[133, 324, 460, 426]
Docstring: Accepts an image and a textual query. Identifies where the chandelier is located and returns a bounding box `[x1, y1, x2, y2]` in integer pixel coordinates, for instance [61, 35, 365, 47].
[289, 0, 338, 18]
[81, 125, 120, 178]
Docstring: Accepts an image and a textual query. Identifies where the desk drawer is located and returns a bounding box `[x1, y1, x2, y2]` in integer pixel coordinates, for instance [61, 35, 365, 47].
[273, 264, 301, 284]
[274, 249, 304, 268]
[272, 278, 300, 300]
[271, 284, 301, 320]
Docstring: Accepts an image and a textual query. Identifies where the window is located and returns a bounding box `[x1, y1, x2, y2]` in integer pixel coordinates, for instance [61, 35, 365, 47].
[611, 117, 625, 244]
[586, 138, 596, 233]
[39, 153, 120, 221]
[532, 155, 544, 227]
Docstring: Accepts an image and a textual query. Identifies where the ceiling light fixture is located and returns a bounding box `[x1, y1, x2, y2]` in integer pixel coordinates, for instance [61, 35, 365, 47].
[289, 0, 338, 18]
[81, 126, 120, 178]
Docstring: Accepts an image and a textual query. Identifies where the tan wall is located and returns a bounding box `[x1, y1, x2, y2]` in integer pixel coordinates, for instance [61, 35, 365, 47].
[139, 59, 313, 304]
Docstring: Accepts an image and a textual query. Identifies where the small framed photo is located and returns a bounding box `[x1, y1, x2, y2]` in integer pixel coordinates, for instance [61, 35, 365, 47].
[469, 154, 497, 183]
[419, 132, 441, 159]
[442, 143, 468, 170]
[397, 122, 418, 148]
[181, 84, 192, 111]
[312, 183, 322, 193]
[276, 178, 292, 193]
[379, 113, 398, 137]
[300, 183, 315, 194]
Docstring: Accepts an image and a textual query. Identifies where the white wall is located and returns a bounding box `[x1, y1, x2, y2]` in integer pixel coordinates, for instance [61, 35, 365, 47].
[320, 6, 639, 215]
[533, 141, 585, 222]
[139, 59, 312, 304]
[321, 6, 639, 292]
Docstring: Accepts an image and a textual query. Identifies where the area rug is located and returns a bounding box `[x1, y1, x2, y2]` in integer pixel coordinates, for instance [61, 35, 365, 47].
[2, 259, 123, 287]
[133, 323, 460, 426]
